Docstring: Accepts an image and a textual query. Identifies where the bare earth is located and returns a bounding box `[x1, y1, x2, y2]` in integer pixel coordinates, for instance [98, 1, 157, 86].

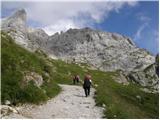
[4, 84, 104, 119]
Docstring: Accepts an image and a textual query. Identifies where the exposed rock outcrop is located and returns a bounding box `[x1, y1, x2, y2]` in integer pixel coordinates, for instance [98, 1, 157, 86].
[1, 9, 49, 52]
[128, 63, 158, 92]
[1, 9, 29, 48]
[22, 72, 43, 88]
[48, 28, 154, 72]
[0, 105, 18, 118]
[27, 28, 49, 51]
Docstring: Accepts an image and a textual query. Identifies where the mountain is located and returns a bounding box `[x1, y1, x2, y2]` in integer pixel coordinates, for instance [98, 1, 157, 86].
[1, 9, 158, 92]
[27, 28, 49, 51]
[48, 28, 154, 72]
[47, 28, 158, 92]
[1, 9, 159, 118]
[1, 9, 28, 48]
[1, 9, 49, 51]
[1, 31, 158, 118]
[1, 31, 60, 105]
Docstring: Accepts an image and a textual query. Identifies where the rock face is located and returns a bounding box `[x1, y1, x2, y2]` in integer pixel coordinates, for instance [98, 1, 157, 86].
[48, 28, 154, 72]
[22, 72, 43, 88]
[1, 9, 49, 51]
[27, 28, 49, 51]
[1, 9, 158, 92]
[128, 63, 158, 92]
[47, 28, 158, 92]
[1, 9, 29, 48]
[1, 105, 18, 118]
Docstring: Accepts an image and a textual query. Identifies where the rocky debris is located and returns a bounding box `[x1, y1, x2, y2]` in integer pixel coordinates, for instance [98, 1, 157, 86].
[4, 100, 11, 105]
[22, 71, 43, 87]
[0, 105, 18, 118]
[113, 115, 117, 118]
[140, 88, 158, 93]
[113, 71, 129, 85]
[102, 103, 106, 108]
[136, 95, 141, 100]
[94, 84, 98, 87]
[128, 63, 158, 93]
[4, 84, 104, 119]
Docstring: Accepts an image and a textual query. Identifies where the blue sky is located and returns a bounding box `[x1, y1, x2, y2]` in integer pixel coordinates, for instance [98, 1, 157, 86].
[95, 1, 159, 55]
[1, 1, 159, 55]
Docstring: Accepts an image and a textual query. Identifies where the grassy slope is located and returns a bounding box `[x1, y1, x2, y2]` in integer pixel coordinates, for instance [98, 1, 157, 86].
[1, 31, 60, 104]
[50, 59, 159, 119]
[1, 32, 159, 118]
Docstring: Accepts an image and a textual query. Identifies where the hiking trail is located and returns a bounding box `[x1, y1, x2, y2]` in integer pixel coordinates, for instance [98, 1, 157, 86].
[4, 84, 104, 119]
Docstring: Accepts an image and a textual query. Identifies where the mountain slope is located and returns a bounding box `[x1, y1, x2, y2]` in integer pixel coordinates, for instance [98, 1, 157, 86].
[48, 28, 154, 72]
[48, 28, 158, 92]
[1, 31, 60, 104]
[1, 31, 159, 118]
[1, 9, 29, 48]
[1, 9, 155, 72]
[49, 59, 159, 118]
[1, 9, 158, 92]
[1, 9, 49, 51]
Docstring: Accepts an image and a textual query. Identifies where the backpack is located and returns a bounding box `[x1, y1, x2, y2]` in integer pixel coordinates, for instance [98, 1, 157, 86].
[83, 78, 91, 88]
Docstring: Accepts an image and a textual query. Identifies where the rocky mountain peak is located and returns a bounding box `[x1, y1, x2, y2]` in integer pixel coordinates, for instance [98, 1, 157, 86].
[48, 27, 154, 72]
[1, 9, 49, 51]
[1, 9, 28, 48]
[9, 9, 26, 22]
[1, 9, 27, 30]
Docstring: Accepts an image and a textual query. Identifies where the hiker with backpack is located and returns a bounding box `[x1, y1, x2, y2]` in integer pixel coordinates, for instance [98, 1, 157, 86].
[83, 74, 92, 97]
[73, 75, 80, 84]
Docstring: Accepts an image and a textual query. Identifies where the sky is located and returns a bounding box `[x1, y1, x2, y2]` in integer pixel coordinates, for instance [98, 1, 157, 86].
[1, 0, 159, 55]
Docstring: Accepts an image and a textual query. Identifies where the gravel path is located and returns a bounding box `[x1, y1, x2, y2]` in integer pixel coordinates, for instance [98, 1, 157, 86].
[4, 84, 104, 119]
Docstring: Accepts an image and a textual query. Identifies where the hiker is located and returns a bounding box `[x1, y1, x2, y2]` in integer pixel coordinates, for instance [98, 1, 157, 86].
[83, 74, 92, 97]
[73, 75, 80, 84]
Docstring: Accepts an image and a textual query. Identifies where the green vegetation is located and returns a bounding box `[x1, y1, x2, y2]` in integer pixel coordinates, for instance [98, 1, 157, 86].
[46, 58, 159, 118]
[1, 31, 60, 105]
[90, 71, 159, 118]
[43, 60, 159, 118]
[1, 31, 158, 118]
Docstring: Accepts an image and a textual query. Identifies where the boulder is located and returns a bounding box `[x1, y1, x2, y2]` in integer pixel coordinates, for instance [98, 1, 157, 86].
[22, 71, 43, 87]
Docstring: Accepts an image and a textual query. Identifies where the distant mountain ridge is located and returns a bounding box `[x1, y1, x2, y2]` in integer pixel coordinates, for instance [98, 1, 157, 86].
[1, 9, 158, 92]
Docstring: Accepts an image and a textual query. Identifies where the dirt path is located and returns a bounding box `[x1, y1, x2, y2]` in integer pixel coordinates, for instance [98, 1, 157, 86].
[4, 84, 104, 119]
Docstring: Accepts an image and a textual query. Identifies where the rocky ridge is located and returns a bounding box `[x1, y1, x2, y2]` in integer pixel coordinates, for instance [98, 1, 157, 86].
[48, 28, 154, 72]
[1, 9, 158, 92]
[1, 9, 49, 51]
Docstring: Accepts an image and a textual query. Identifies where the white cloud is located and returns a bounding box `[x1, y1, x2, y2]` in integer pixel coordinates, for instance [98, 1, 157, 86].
[134, 13, 151, 41]
[43, 19, 81, 35]
[139, 15, 151, 22]
[2, 1, 138, 35]
[134, 23, 148, 41]
[136, 12, 151, 22]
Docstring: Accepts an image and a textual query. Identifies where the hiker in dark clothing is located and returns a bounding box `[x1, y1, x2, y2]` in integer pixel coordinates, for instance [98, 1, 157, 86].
[73, 75, 80, 84]
[83, 75, 92, 97]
